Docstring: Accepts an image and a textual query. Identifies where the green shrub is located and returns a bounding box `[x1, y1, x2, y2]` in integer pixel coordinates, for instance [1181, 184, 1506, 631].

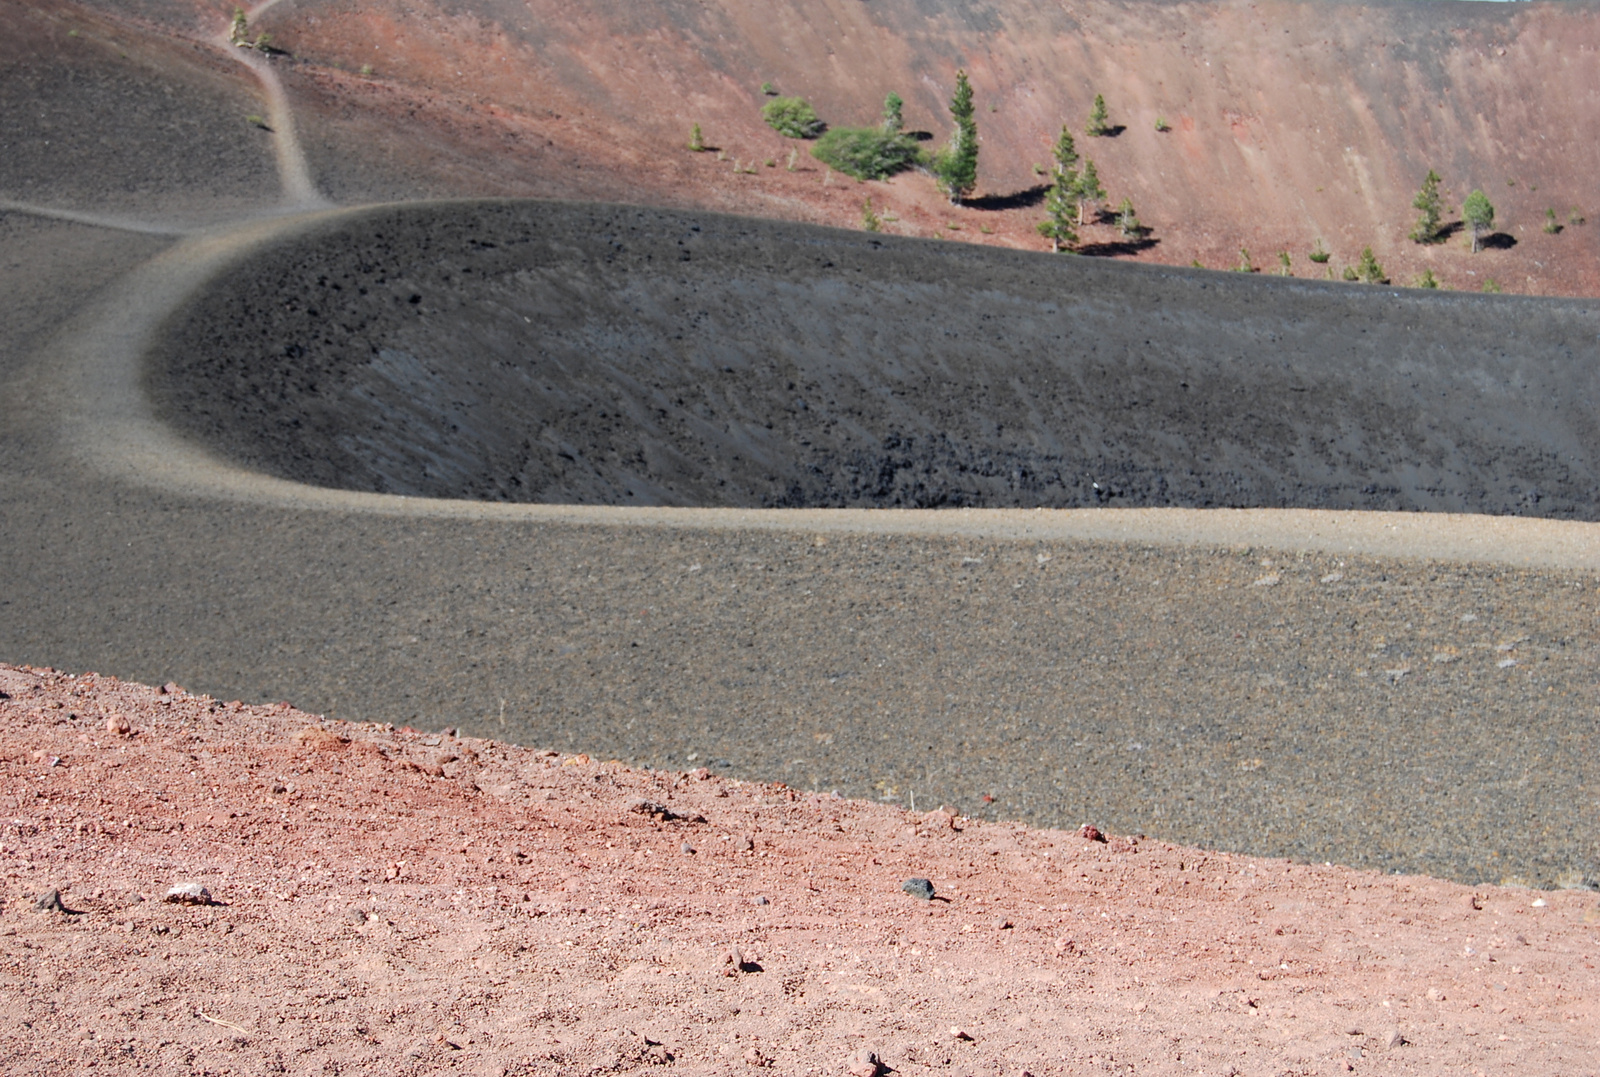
[1415, 268, 1440, 289]
[1154, 115, 1170, 132]
[1308, 239, 1332, 264]
[1481, 278, 1502, 293]
[688, 123, 705, 152]
[1543, 208, 1562, 234]
[1355, 246, 1388, 284]
[762, 97, 824, 139]
[810, 127, 922, 180]
[761, 81, 778, 96]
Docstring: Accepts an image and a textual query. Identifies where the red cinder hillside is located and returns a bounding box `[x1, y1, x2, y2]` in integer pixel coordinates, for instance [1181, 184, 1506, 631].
[221, 0, 1600, 296]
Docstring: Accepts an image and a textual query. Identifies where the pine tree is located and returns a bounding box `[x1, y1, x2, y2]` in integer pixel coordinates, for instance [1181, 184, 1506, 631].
[1117, 197, 1141, 238]
[688, 123, 705, 152]
[1050, 125, 1079, 181]
[883, 93, 904, 134]
[1356, 246, 1388, 283]
[1086, 94, 1110, 137]
[1410, 170, 1444, 244]
[1462, 189, 1495, 253]
[1072, 158, 1105, 226]
[933, 70, 979, 203]
[1415, 268, 1440, 289]
[1037, 125, 1080, 252]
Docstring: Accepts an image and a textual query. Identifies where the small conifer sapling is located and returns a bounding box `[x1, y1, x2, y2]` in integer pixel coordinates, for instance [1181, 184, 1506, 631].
[1356, 246, 1388, 284]
[883, 93, 904, 134]
[1116, 197, 1141, 238]
[933, 69, 979, 203]
[861, 198, 883, 233]
[1086, 93, 1110, 136]
[688, 123, 706, 152]
[1462, 189, 1495, 253]
[1072, 158, 1105, 226]
[1410, 169, 1444, 243]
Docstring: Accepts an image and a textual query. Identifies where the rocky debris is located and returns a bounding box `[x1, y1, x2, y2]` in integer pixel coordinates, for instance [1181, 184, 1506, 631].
[680, 841, 696, 855]
[1384, 1029, 1407, 1050]
[949, 1026, 974, 1042]
[628, 798, 678, 820]
[33, 888, 74, 914]
[847, 1048, 882, 1077]
[292, 725, 349, 751]
[733, 835, 754, 852]
[743, 1045, 770, 1066]
[1079, 824, 1107, 843]
[105, 715, 131, 736]
[163, 883, 214, 906]
[901, 877, 935, 900]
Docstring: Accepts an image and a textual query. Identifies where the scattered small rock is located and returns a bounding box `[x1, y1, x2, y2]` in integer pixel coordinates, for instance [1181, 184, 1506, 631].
[105, 716, 131, 736]
[344, 907, 370, 926]
[995, 917, 1014, 930]
[901, 877, 935, 901]
[733, 835, 754, 852]
[680, 841, 695, 855]
[1079, 824, 1107, 843]
[1467, 893, 1483, 910]
[1384, 1030, 1406, 1050]
[949, 1026, 973, 1042]
[292, 725, 348, 751]
[743, 1046, 769, 1067]
[752, 895, 769, 906]
[1425, 987, 1445, 1001]
[847, 1048, 881, 1077]
[33, 889, 74, 914]
[163, 883, 214, 906]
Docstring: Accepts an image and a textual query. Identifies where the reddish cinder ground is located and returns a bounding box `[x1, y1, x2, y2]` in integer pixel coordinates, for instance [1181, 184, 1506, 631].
[3, 663, 1596, 1075]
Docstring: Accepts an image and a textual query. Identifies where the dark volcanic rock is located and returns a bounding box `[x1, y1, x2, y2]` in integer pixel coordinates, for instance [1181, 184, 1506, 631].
[151, 201, 1600, 518]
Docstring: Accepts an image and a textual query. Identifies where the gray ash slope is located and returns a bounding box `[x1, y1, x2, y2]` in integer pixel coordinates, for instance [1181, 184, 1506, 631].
[153, 200, 1600, 516]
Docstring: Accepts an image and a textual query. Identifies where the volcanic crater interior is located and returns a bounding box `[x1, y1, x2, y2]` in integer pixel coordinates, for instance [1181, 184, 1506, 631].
[151, 201, 1600, 516]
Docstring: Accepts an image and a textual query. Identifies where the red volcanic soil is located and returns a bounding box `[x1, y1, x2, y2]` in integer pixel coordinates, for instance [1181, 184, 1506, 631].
[242, 0, 1600, 296]
[5, 663, 1599, 1075]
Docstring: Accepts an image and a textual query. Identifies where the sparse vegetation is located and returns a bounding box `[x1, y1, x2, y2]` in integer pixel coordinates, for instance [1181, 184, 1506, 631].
[765, 158, 776, 168]
[1415, 268, 1440, 289]
[811, 127, 923, 181]
[861, 198, 883, 233]
[1482, 278, 1502, 293]
[1543, 208, 1562, 235]
[688, 123, 706, 152]
[1277, 250, 1292, 276]
[1235, 247, 1255, 273]
[1355, 246, 1388, 284]
[1072, 157, 1105, 226]
[1409, 169, 1444, 243]
[762, 97, 825, 139]
[359, 63, 374, 77]
[1190, 259, 1204, 269]
[245, 114, 269, 129]
[882, 93, 904, 134]
[931, 69, 979, 204]
[1308, 240, 1331, 264]
[1462, 189, 1495, 253]
[786, 148, 798, 171]
[1154, 115, 1170, 132]
[1569, 208, 1586, 226]
[1342, 265, 1360, 282]
[761, 81, 778, 96]
[1086, 93, 1110, 137]
[1116, 197, 1141, 238]
[230, 7, 248, 46]
[1036, 125, 1079, 252]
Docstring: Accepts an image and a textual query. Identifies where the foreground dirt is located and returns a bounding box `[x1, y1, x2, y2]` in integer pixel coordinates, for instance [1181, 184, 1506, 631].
[3, 663, 1596, 1076]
